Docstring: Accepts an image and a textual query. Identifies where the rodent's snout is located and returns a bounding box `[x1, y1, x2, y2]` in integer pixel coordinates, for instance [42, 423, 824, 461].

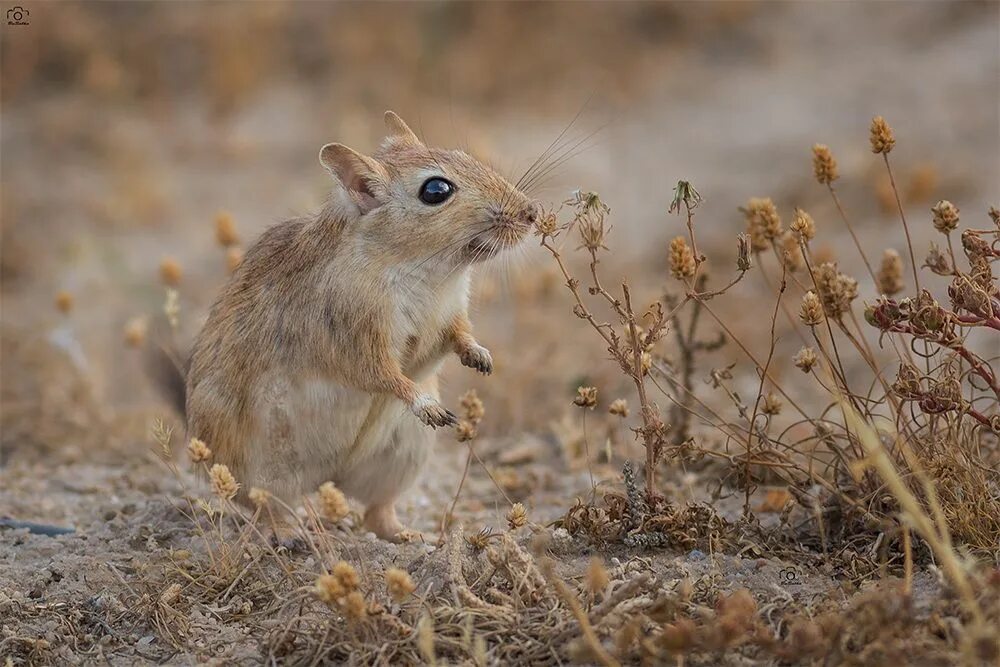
[522, 202, 540, 227]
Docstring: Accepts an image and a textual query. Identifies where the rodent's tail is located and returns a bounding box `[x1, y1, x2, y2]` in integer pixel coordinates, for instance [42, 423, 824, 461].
[144, 324, 188, 419]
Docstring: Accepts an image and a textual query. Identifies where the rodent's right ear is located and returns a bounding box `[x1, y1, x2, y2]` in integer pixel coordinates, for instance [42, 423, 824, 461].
[319, 143, 388, 214]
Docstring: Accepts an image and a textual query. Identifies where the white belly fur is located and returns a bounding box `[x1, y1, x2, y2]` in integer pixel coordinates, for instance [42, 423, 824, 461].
[243, 368, 439, 507]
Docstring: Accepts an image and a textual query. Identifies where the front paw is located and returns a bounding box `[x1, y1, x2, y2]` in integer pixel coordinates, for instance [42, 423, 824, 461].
[411, 394, 458, 428]
[460, 344, 493, 375]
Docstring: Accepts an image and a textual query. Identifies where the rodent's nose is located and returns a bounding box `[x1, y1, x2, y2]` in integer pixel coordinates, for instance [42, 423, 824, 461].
[523, 203, 540, 226]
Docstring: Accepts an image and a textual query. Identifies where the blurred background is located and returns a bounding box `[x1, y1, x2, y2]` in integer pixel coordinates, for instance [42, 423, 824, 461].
[2, 1, 998, 462]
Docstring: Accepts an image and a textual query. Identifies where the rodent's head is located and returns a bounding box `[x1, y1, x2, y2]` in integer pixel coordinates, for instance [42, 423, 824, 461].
[320, 111, 538, 267]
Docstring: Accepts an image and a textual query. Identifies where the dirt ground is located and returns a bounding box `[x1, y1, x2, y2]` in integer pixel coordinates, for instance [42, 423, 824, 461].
[2, 3, 998, 665]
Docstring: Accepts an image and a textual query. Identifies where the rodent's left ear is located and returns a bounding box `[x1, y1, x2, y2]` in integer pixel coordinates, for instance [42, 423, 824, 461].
[383, 111, 423, 147]
[320, 143, 388, 215]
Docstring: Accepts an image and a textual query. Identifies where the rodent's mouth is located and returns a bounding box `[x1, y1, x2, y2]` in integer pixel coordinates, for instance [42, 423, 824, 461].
[465, 224, 528, 262]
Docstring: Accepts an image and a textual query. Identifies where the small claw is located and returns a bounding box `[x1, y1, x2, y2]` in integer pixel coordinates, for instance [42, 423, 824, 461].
[412, 395, 456, 428]
[461, 345, 493, 376]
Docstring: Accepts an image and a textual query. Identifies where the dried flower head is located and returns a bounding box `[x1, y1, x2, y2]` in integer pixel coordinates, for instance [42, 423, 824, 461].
[989, 206, 999, 227]
[744, 197, 782, 250]
[586, 557, 609, 597]
[460, 389, 485, 424]
[343, 591, 368, 621]
[315, 574, 344, 603]
[573, 386, 598, 409]
[780, 232, 804, 272]
[869, 116, 895, 154]
[214, 210, 239, 247]
[55, 290, 74, 314]
[248, 487, 271, 507]
[209, 463, 239, 499]
[187, 437, 212, 463]
[736, 233, 753, 271]
[793, 347, 818, 373]
[226, 246, 244, 272]
[790, 208, 816, 242]
[455, 420, 477, 442]
[799, 291, 824, 326]
[318, 482, 349, 522]
[159, 583, 182, 607]
[123, 317, 147, 348]
[762, 392, 782, 415]
[385, 568, 415, 603]
[930, 200, 959, 233]
[814, 262, 859, 319]
[924, 244, 953, 276]
[609, 398, 629, 418]
[669, 236, 696, 280]
[159, 257, 182, 287]
[877, 249, 905, 296]
[535, 209, 559, 237]
[332, 561, 360, 591]
[812, 144, 839, 185]
[506, 502, 528, 530]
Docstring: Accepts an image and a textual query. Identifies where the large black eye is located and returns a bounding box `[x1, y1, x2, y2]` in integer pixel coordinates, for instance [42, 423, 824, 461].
[419, 177, 454, 205]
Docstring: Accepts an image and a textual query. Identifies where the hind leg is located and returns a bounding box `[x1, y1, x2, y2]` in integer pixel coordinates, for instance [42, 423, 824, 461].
[346, 405, 434, 543]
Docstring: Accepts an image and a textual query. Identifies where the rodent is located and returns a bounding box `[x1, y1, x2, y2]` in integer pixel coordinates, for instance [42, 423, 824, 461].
[182, 111, 538, 542]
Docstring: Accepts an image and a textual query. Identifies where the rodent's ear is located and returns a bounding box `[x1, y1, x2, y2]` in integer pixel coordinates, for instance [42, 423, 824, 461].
[319, 143, 388, 214]
[383, 111, 422, 147]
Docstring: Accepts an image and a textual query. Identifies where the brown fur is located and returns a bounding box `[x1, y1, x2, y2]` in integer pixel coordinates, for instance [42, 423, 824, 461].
[185, 111, 536, 541]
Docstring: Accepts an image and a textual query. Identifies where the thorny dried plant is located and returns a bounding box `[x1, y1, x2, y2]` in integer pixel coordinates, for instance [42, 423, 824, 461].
[538, 116, 998, 659]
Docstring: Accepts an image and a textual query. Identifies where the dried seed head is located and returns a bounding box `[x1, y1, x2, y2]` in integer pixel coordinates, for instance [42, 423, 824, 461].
[790, 208, 816, 242]
[930, 200, 959, 233]
[535, 209, 558, 237]
[333, 561, 360, 591]
[812, 144, 839, 185]
[55, 290, 74, 314]
[876, 249, 905, 296]
[814, 262, 859, 320]
[869, 116, 895, 154]
[924, 244, 953, 276]
[385, 567, 416, 603]
[343, 591, 368, 621]
[385, 568, 416, 603]
[586, 557, 609, 596]
[573, 386, 598, 409]
[793, 347, 818, 373]
[892, 363, 923, 399]
[315, 574, 344, 603]
[214, 210, 239, 247]
[668, 236, 696, 280]
[799, 291, 824, 326]
[989, 206, 999, 228]
[744, 197, 782, 249]
[640, 351, 653, 375]
[506, 502, 528, 530]
[455, 420, 477, 442]
[318, 482, 349, 522]
[159, 257, 182, 287]
[736, 233, 753, 271]
[209, 463, 239, 499]
[780, 232, 804, 273]
[123, 317, 147, 348]
[762, 392, 783, 415]
[460, 389, 485, 424]
[609, 398, 629, 418]
[248, 487, 271, 507]
[159, 583, 182, 607]
[187, 437, 212, 463]
[226, 246, 244, 272]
